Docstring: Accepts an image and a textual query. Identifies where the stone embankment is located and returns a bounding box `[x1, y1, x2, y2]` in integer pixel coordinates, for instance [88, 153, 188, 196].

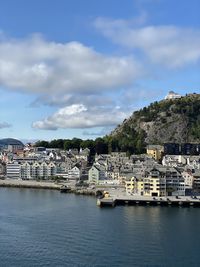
[74, 188, 95, 196]
[0, 179, 61, 190]
[0, 179, 96, 196]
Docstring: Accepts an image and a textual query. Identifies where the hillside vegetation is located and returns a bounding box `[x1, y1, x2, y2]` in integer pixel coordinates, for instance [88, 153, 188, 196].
[110, 93, 200, 152]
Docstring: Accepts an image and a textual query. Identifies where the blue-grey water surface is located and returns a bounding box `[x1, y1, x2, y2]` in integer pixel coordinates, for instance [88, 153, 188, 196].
[0, 188, 200, 267]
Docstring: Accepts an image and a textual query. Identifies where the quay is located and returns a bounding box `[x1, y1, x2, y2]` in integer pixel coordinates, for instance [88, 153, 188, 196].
[0, 179, 61, 190]
[97, 195, 200, 208]
[0, 179, 96, 195]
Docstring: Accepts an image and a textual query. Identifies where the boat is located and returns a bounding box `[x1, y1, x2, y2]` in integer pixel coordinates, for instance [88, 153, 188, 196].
[60, 185, 72, 193]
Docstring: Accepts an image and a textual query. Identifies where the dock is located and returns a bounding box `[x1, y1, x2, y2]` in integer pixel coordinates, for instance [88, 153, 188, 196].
[97, 195, 200, 208]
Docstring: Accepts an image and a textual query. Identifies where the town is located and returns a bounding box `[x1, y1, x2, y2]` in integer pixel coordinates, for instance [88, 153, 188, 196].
[0, 138, 200, 203]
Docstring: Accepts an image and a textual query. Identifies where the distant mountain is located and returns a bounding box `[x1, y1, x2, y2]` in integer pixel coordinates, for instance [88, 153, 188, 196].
[109, 93, 200, 153]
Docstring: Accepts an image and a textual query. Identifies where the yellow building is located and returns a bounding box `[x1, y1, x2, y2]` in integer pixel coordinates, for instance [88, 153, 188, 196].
[147, 145, 164, 161]
[125, 177, 136, 195]
[125, 169, 166, 197]
[144, 168, 166, 197]
[125, 177, 144, 195]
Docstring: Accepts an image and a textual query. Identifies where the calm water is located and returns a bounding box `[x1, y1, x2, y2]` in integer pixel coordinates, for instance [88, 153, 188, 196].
[0, 188, 200, 267]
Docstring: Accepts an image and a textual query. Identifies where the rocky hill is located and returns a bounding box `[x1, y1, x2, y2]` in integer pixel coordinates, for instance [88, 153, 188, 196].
[109, 93, 200, 152]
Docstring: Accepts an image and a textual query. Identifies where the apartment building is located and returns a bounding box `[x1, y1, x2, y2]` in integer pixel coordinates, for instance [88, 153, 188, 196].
[6, 161, 21, 179]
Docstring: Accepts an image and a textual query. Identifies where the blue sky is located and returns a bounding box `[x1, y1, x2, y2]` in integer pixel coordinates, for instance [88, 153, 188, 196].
[0, 0, 199, 142]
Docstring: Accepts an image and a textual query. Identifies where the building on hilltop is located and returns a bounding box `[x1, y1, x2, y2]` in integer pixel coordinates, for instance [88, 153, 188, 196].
[165, 91, 182, 100]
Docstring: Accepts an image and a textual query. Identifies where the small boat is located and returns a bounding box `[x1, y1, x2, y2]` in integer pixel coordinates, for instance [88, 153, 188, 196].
[60, 185, 71, 193]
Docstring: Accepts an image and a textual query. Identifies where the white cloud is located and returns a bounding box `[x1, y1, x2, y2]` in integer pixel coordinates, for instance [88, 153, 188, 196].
[0, 35, 141, 94]
[32, 104, 131, 130]
[95, 17, 200, 68]
[0, 122, 12, 129]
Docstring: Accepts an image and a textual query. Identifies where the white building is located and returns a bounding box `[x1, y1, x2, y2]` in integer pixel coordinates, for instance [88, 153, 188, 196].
[165, 91, 182, 100]
[88, 165, 106, 183]
[182, 171, 194, 189]
[8, 161, 57, 180]
[67, 166, 81, 181]
[6, 161, 21, 179]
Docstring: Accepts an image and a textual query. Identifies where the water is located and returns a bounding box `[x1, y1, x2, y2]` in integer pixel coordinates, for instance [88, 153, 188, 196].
[0, 188, 200, 267]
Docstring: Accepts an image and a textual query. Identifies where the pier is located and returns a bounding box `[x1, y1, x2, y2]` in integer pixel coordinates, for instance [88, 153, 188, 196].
[97, 195, 200, 208]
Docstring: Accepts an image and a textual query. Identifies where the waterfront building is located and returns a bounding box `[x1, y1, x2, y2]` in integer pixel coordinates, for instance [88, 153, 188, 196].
[6, 161, 21, 179]
[88, 165, 106, 183]
[13, 161, 57, 180]
[67, 166, 81, 181]
[21, 162, 32, 179]
[125, 177, 144, 195]
[165, 168, 185, 196]
[144, 168, 166, 197]
[125, 166, 185, 197]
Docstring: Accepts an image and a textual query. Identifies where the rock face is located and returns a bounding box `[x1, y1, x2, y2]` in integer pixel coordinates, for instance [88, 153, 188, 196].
[111, 93, 200, 145]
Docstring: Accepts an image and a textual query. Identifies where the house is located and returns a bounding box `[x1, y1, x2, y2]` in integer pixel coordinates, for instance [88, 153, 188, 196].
[88, 165, 106, 184]
[67, 166, 81, 181]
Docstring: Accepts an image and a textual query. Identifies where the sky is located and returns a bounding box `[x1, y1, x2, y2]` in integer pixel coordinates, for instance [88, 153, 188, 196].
[0, 0, 199, 142]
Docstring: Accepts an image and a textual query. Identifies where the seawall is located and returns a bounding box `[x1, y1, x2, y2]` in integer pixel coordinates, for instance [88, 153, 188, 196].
[0, 179, 61, 190]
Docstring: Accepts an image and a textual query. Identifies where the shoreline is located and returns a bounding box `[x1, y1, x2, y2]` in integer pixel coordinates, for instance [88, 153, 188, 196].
[0, 179, 96, 196]
[0, 179, 61, 190]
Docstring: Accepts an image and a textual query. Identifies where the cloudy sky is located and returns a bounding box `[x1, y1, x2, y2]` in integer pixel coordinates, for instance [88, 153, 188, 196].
[0, 0, 199, 141]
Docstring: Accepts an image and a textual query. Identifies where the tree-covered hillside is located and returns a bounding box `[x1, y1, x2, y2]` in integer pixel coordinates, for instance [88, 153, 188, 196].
[111, 93, 200, 149]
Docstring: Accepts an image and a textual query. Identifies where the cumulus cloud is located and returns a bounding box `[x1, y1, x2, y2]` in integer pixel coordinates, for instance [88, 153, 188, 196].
[0, 35, 141, 94]
[0, 33, 147, 131]
[32, 104, 131, 130]
[0, 122, 12, 129]
[95, 17, 200, 68]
